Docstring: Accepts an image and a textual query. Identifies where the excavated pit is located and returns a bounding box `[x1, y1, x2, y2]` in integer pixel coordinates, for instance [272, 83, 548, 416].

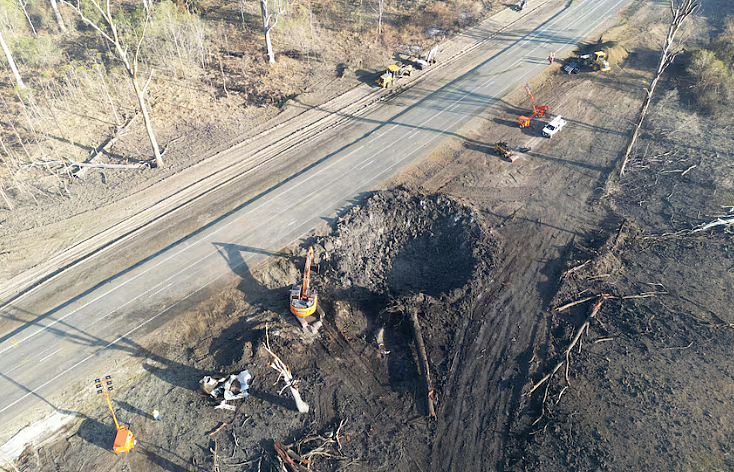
[311, 188, 499, 397]
[315, 188, 494, 300]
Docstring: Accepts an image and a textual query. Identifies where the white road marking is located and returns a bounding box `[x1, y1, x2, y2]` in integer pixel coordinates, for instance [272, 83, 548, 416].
[37, 348, 61, 364]
[358, 159, 374, 169]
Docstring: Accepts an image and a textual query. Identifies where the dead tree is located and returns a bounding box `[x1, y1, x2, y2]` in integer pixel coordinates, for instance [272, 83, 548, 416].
[619, 0, 699, 177]
[0, 27, 24, 89]
[14, 0, 37, 36]
[258, 0, 291, 64]
[49, 0, 68, 33]
[75, 0, 164, 168]
[259, 0, 279, 64]
[370, 0, 385, 34]
[411, 309, 436, 419]
[264, 327, 309, 413]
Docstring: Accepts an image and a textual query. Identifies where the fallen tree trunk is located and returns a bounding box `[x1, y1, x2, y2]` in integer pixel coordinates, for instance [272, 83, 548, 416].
[69, 161, 147, 170]
[692, 216, 734, 233]
[75, 115, 138, 178]
[411, 308, 436, 419]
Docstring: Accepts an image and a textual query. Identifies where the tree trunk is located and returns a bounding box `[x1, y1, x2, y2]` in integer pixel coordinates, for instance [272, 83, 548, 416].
[378, 0, 383, 34]
[0, 28, 24, 89]
[619, 0, 698, 177]
[411, 308, 436, 419]
[260, 0, 276, 64]
[50, 0, 67, 33]
[132, 77, 163, 168]
[16, 0, 37, 36]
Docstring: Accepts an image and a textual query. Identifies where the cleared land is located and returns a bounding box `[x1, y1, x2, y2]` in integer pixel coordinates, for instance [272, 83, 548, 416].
[3, 0, 734, 471]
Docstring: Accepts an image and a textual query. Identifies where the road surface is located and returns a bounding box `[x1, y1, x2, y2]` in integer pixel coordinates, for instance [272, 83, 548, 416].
[0, 0, 632, 447]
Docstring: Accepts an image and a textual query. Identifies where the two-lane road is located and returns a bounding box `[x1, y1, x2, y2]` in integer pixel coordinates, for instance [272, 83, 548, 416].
[0, 0, 632, 447]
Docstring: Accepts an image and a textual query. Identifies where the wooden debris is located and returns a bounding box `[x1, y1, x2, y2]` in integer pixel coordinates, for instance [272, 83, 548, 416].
[264, 325, 310, 413]
[556, 295, 598, 312]
[411, 308, 437, 419]
[560, 260, 590, 280]
[211, 440, 220, 472]
[528, 295, 608, 396]
[75, 115, 139, 178]
[692, 216, 734, 233]
[275, 419, 351, 471]
[661, 341, 693, 351]
[206, 422, 227, 437]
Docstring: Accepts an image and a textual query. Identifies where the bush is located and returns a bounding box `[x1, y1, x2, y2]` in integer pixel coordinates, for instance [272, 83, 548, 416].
[686, 15, 734, 114]
[143, 0, 210, 80]
[13, 35, 63, 68]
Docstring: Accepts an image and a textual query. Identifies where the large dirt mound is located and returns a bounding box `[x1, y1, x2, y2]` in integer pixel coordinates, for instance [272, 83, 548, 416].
[316, 188, 493, 299]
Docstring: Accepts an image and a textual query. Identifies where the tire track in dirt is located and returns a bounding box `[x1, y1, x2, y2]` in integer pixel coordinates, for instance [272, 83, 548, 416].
[427, 147, 621, 471]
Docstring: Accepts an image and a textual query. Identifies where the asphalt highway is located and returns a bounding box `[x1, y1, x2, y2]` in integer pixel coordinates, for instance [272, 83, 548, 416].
[0, 0, 632, 446]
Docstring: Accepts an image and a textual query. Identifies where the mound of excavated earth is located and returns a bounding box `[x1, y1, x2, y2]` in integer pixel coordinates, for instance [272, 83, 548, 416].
[315, 188, 496, 299]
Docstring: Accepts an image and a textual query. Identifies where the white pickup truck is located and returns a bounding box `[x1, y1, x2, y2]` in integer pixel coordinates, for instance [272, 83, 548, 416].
[542, 115, 567, 138]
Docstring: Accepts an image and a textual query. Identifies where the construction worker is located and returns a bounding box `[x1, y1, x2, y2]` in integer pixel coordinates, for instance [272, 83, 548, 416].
[548, 52, 555, 65]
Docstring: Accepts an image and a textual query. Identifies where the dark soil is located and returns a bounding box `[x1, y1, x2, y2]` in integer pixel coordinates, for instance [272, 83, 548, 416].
[503, 112, 734, 471]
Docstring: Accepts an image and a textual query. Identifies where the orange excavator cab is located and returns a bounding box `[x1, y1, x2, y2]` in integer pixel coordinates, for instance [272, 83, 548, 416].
[290, 247, 318, 317]
[95, 376, 136, 455]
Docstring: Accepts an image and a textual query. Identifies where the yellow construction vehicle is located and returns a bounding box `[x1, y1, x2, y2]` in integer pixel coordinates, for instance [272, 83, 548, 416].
[95, 375, 136, 455]
[376, 63, 413, 88]
[517, 84, 549, 128]
[494, 142, 517, 162]
[290, 246, 318, 317]
[579, 51, 610, 71]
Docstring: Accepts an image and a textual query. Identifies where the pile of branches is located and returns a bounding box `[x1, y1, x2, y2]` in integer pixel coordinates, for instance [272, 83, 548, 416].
[272, 419, 353, 472]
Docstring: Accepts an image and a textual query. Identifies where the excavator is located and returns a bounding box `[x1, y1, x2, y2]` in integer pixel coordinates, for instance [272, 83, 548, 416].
[517, 84, 549, 128]
[290, 246, 318, 317]
[95, 375, 136, 454]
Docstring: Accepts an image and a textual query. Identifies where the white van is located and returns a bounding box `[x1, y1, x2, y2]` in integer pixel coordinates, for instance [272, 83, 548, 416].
[543, 115, 567, 138]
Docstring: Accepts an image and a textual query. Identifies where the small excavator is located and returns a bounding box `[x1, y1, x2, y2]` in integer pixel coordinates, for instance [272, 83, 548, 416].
[517, 84, 549, 128]
[95, 375, 136, 454]
[290, 246, 318, 317]
[414, 45, 438, 70]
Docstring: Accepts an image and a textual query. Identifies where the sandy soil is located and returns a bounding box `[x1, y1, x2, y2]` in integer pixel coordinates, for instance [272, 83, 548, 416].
[4, 0, 734, 471]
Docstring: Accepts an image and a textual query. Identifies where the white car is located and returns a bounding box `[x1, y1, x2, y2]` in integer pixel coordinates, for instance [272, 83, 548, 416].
[542, 115, 567, 138]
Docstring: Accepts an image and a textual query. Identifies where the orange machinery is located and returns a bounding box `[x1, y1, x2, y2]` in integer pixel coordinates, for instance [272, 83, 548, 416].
[95, 375, 136, 454]
[290, 246, 318, 317]
[517, 84, 549, 128]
